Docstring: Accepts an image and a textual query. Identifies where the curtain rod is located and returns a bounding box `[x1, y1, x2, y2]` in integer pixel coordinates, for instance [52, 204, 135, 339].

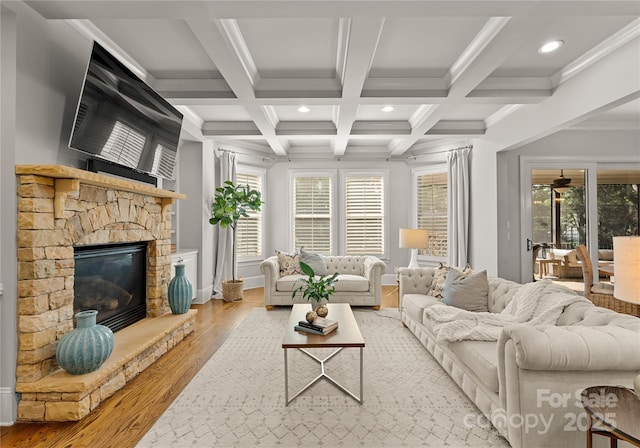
[408, 145, 473, 160]
[216, 147, 274, 162]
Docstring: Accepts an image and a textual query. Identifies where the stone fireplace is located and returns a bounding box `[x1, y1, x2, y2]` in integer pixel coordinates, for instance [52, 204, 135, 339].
[14, 165, 197, 422]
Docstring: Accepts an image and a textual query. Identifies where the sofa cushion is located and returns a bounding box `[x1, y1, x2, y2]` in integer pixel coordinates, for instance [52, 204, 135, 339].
[428, 263, 472, 299]
[300, 247, 327, 276]
[591, 282, 614, 294]
[598, 249, 614, 261]
[275, 250, 301, 276]
[403, 294, 440, 326]
[442, 269, 489, 312]
[276, 274, 305, 291]
[487, 277, 522, 313]
[333, 274, 369, 292]
[449, 341, 499, 394]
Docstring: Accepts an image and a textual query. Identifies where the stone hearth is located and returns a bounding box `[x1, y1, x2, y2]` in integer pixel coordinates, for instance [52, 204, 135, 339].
[14, 165, 197, 422]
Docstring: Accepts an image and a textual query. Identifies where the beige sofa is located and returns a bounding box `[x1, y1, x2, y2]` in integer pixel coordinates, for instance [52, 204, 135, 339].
[557, 248, 614, 278]
[260, 255, 386, 309]
[399, 267, 640, 448]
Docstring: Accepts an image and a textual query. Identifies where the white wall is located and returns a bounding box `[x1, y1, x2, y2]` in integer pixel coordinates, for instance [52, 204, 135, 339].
[496, 129, 640, 282]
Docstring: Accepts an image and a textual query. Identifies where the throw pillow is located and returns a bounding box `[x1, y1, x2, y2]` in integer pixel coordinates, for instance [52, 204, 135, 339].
[299, 247, 327, 276]
[442, 269, 489, 312]
[428, 263, 472, 299]
[275, 250, 301, 276]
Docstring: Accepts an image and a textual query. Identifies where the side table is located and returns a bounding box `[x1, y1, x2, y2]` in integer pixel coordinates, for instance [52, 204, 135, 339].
[581, 386, 640, 448]
[539, 258, 562, 278]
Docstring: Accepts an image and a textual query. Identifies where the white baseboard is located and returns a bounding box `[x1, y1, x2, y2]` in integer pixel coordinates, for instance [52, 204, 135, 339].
[0, 387, 16, 426]
[382, 274, 398, 285]
[193, 285, 213, 304]
[242, 275, 264, 290]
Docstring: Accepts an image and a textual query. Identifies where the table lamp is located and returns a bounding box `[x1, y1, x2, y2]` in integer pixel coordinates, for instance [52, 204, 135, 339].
[399, 228, 429, 269]
[613, 236, 640, 399]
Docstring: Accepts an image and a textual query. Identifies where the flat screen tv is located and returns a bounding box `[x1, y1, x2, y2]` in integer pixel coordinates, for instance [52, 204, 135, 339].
[69, 41, 183, 181]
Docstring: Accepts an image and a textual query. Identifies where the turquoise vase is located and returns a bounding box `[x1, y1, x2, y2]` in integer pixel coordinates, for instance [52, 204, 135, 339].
[168, 264, 192, 314]
[56, 310, 114, 375]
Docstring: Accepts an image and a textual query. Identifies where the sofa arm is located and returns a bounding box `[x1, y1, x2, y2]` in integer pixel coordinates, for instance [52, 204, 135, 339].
[259, 256, 280, 298]
[363, 256, 386, 283]
[398, 267, 435, 297]
[497, 324, 640, 371]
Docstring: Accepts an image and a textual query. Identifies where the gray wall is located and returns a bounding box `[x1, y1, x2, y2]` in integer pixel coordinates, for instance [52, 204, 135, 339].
[1, 3, 93, 424]
[496, 129, 640, 282]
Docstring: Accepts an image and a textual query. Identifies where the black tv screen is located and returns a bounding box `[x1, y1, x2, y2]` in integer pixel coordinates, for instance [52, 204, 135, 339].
[69, 42, 183, 180]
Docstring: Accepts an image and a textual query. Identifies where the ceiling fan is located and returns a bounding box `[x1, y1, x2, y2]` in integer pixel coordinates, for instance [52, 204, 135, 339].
[551, 169, 572, 193]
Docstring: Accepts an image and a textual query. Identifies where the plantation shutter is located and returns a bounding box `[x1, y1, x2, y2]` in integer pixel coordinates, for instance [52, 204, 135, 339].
[416, 172, 448, 257]
[293, 176, 331, 254]
[345, 175, 384, 255]
[236, 173, 262, 257]
[101, 121, 146, 168]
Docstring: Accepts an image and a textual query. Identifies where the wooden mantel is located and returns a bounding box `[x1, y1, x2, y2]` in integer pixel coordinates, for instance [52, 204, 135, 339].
[16, 165, 186, 218]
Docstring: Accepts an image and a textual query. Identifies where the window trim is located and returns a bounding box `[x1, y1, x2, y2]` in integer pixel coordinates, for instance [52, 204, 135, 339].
[236, 166, 265, 263]
[412, 165, 448, 264]
[339, 169, 389, 259]
[289, 170, 338, 254]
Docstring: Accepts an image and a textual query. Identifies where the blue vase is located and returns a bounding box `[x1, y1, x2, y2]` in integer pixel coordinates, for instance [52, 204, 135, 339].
[168, 264, 192, 314]
[56, 310, 114, 375]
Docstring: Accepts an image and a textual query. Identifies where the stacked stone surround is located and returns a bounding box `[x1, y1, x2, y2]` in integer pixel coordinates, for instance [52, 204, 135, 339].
[14, 165, 196, 422]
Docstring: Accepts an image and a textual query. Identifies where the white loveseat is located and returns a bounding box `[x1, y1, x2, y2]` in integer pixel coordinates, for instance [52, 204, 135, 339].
[399, 267, 640, 448]
[260, 255, 386, 309]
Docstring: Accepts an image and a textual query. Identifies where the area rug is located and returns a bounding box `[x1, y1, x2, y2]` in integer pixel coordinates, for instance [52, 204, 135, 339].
[137, 308, 509, 447]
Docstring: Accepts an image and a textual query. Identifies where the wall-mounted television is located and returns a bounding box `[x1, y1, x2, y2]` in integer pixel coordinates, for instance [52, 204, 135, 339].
[69, 41, 183, 181]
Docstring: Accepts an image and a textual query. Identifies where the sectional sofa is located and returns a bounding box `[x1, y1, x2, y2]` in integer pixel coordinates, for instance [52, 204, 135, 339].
[398, 266, 640, 448]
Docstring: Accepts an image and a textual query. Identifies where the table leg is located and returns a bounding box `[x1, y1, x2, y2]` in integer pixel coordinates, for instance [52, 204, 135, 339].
[587, 414, 593, 448]
[359, 347, 363, 404]
[284, 348, 289, 406]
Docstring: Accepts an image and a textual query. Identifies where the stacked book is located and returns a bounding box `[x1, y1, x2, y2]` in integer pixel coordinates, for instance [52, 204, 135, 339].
[294, 316, 338, 335]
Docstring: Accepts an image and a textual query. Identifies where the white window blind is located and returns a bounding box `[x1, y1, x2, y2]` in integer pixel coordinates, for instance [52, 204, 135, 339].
[236, 173, 262, 257]
[293, 176, 332, 254]
[101, 121, 146, 168]
[416, 171, 448, 257]
[345, 175, 384, 255]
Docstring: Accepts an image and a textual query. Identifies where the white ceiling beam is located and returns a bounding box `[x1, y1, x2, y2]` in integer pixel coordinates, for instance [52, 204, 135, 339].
[30, 1, 638, 20]
[333, 17, 385, 156]
[202, 121, 261, 136]
[155, 79, 235, 99]
[390, 13, 551, 155]
[479, 37, 640, 152]
[276, 121, 336, 135]
[185, 18, 287, 155]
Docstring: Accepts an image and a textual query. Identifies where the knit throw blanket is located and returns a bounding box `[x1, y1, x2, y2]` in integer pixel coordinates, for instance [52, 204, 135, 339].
[424, 280, 591, 342]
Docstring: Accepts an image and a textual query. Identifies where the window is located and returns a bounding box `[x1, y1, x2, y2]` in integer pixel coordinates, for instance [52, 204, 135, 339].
[235, 171, 263, 258]
[344, 174, 384, 255]
[415, 168, 448, 258]
[292, 175, 332, 254]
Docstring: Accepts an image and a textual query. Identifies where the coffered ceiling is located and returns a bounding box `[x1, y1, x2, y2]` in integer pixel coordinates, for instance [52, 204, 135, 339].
[24, 1, 640, 159]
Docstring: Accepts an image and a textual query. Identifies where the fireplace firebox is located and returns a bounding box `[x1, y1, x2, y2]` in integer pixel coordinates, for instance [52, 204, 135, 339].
[74, 242, 147, 332]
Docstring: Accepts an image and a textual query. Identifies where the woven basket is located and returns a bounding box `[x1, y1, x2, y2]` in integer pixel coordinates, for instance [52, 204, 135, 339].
[222, 279, 244, 302]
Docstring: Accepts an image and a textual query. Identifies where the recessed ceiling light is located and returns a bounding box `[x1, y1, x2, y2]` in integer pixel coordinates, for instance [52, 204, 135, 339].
[297, 106, 311, 113]
[538, 40, 564, 54]
[382, 105, 394, 112]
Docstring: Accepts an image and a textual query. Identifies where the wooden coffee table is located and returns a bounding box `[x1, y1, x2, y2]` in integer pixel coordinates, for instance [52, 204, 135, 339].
[282, 303, 365, 405]
[581, 386, 640, 447]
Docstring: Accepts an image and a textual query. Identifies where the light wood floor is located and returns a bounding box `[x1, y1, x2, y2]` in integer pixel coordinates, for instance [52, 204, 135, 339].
[1, 286, 399, 448]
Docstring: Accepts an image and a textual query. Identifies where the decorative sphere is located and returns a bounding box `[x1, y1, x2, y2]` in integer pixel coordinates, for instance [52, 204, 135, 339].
[306, 311, 317, 323]
[315, 304, 328, 318]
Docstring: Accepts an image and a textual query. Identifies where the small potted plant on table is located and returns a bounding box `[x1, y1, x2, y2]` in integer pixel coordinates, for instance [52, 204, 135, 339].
[291, 261, 339, 318]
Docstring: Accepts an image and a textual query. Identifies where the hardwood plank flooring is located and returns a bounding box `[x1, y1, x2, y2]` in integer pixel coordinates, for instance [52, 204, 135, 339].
[1, 286, 399, 448]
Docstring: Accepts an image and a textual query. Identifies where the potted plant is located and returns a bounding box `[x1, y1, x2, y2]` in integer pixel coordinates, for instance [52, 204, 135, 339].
[209, 180, 263, 301]
[291, 261, 339, 317]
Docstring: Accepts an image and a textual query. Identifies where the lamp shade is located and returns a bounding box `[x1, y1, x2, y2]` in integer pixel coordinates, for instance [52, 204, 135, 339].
[613, 236, 640, 304]
[399, 228, 429, 249]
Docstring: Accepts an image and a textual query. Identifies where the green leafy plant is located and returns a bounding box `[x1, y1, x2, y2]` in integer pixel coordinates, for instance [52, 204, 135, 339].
[291, 261, 339, 305]
[209, 180, 263, 282]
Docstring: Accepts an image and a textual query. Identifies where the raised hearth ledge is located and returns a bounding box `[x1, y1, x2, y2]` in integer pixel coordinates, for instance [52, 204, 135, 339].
[15, 165, 186, 218]
[16, 310, 197, 421]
